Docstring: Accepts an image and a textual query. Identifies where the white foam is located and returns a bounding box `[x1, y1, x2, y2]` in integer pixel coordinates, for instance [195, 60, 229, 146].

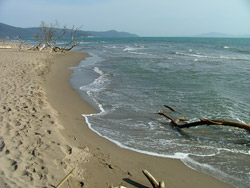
[103, 45, 120, 49]
[175, 51, 250, 61]
[129, 51, 149, 55]
[93, 66, 104, 76]
[216, 147, 250, 156]
[79, 41, 93, 44]
[123, 45, 145, 52]
[123, 47, 136, 52]
[175, 51, 213, 59]
[81, 106, 218, 161]
[80, 66, 109, 92]
[87, 120, 190, 159]
[82, 107, 189, 160]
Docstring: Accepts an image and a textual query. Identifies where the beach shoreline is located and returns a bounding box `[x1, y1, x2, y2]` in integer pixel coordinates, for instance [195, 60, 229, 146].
[0, 45, 234, 188]
[43, 50, 235, 188]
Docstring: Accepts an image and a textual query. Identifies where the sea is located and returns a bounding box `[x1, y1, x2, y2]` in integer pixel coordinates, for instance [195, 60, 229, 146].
[69, 37, 250, 188]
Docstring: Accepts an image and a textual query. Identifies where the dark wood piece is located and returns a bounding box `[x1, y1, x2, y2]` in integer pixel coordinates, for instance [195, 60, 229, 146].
[158, 107, 250, 131]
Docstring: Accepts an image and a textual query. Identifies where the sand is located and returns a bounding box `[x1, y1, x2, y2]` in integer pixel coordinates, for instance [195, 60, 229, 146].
[0, 45, 235, 188]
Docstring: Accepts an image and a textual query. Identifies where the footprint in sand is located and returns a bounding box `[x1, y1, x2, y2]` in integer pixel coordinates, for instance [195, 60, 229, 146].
[0, 137, 5, 152]
[8, 158, 18, 172]
[61, 145, 73, 155]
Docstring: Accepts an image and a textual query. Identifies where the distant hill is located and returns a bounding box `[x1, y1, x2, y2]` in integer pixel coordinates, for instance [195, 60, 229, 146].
[194, 32, 250, 38]
[87, 30, 138, 37]
[0, 23, 39, 39]
[0, 23, 138, 39]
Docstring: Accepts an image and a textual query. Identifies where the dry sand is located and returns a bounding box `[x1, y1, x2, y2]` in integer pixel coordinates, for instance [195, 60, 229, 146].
[0, 48, 90, 188]
[0, 45, 235, 188]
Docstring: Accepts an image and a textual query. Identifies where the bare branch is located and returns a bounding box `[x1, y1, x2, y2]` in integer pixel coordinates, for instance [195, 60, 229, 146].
[34, 21, 83, 52]
[15, 36, 25, 51]
[164, 105, 176, 112]
[142, 170, 165, 188]
[158, 105, 250, 131]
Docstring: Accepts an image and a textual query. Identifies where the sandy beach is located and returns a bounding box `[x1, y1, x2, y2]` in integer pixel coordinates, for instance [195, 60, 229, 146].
[0, 45, 234, 188]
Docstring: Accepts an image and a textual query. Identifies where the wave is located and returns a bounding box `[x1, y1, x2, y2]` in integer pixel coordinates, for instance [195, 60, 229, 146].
[103, 45, 121, 49]
[175, 51, 250, 61]
[216, 147, 250, 155]
[123, 45, 145, 52]
[93, 66, 104, 75]
[80, 66, 109, 93]
[129, 51, 151, 56]
[175, 51, 214, 58]
[82, 114, 190, 160]
[222, 45, 250, 54]
[82, 107, 216, 161]
[82, 106, 249, 188]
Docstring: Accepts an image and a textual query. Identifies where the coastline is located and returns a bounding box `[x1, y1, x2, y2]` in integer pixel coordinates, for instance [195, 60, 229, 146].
[0, 46, 234, 188]
[43, 51, 234, 188]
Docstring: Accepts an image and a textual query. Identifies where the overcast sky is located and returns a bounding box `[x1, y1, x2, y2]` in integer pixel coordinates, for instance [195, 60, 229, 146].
[0, 0, 250, 36]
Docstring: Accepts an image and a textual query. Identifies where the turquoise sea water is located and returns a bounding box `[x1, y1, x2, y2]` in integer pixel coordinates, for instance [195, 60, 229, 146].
[70, 37, 250, 188]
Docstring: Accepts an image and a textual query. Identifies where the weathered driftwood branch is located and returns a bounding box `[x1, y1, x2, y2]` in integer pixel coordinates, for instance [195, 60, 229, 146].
[55, 168, 75, 188]
[181, 119, 250, 131]
[16, 36, 25, 50]
[159, 110, 178, 126]
[142, 170, 165, 188]
[175, 116, 188, 123]
[39, 44, 46, 51]
[0, 45, 12, 49]
[158, 111, 250, 131]
[164, 105, 176, 112]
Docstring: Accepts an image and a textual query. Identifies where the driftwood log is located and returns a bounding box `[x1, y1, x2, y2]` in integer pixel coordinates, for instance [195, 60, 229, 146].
[55, 168, 75, 188]
[142, 170, 165, 188]
[158, 105, 250, 132]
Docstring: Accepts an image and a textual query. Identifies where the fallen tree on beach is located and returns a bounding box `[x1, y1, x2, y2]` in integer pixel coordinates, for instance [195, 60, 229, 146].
[12, 21, 83, 52]
[158, 105, 250, 132]
[34, 21, 83, 53]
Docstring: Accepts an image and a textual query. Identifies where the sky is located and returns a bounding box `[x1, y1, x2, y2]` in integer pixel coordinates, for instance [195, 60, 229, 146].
[0, 0, 250, 37]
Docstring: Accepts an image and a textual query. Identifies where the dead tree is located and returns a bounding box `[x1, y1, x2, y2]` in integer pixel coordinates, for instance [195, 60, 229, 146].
[158, 105, 250, 132]
[60, 25, 83, 52]
[35, 21, 83, 52]
[16, 36, 25, 51]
